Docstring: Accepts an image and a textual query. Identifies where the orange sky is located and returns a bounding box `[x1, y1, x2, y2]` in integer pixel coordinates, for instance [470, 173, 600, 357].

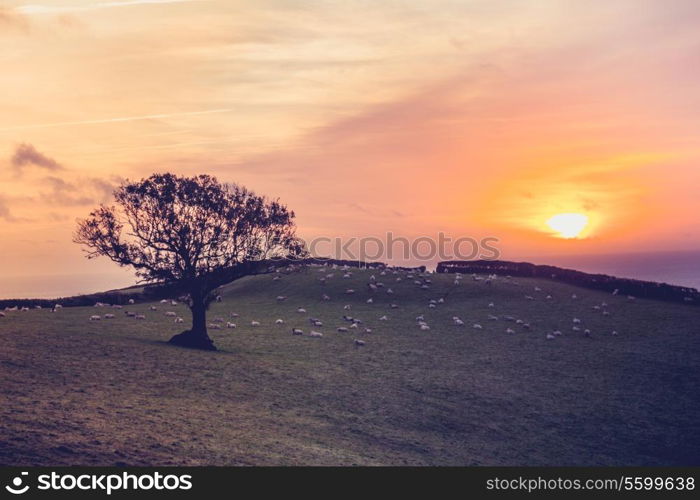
[1, 0, 699, 291]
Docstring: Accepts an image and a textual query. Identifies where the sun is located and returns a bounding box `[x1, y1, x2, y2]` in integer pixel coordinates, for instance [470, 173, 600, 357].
[546, 213, 589, 239]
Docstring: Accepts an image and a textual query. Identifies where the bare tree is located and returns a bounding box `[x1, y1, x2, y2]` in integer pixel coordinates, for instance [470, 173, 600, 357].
[74, 173, 305, 350]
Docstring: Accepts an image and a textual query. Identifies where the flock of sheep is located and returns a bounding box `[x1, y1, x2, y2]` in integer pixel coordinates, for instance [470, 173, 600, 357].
[1, 262, 628, 345]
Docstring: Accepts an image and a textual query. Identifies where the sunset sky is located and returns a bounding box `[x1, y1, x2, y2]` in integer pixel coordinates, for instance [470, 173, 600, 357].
[1, 0, 699, 294]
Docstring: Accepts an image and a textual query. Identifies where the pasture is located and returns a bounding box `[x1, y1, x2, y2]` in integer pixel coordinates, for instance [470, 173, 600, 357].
[1, 265, 699, 465]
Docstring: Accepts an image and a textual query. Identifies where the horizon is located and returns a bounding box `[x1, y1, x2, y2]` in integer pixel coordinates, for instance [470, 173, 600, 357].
[2, 0, 700, 296]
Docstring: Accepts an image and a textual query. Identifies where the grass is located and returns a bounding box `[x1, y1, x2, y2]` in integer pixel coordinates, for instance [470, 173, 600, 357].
[1, 265, 699, 466]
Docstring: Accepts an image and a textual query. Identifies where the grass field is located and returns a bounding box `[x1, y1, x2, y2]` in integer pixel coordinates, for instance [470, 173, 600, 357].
[1, 265, 699, 466]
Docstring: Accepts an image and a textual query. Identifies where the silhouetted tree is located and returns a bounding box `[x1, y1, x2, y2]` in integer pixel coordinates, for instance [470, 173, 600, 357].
[74, 173, 305, 350]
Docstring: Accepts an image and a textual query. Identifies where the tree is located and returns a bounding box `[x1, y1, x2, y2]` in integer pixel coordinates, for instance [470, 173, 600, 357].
[74, 173, 305, 350]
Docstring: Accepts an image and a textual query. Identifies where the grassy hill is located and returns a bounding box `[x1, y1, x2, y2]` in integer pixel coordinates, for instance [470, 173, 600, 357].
[1, 265, 699, 465]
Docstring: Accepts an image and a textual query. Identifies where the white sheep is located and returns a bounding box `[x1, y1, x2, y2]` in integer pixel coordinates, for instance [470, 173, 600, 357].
[354, 339, 366, 347]
[128, 299, 135, 305]
[297, 308, 307, 313]
[165, 311, 177, 317]
[322, 294, 330, 301]
[379, 315, 388, 321]
[309, 331, 323, 338]
[420, 324, 430, 331]
[149, 306, 158, 311]
[104, 313, 115, 319]
[454, 319, 465, 326]
[209, 323, 222, 330]
[366, 298, 373, 304]
[226, 322, 237, 328]
[276, 295, 287, 302]
[275, 319, 284, 324]
[345, 289, 355, 294]
[337, 327, 349, 333]
[174, 317, 184, 323]
[390, 303, 398, 309]
[546, 333, 556, 340]
[292, 328, 304, 335]
[506, 328, 515, 334]
[135, 314, 146, 320]
[473, 323, 483, 330]
[89, 315, 101, 321]
[251, 321, 260, 327]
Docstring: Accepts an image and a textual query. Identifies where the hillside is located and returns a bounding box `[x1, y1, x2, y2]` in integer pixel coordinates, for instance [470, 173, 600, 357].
[1, 264, 699, 465]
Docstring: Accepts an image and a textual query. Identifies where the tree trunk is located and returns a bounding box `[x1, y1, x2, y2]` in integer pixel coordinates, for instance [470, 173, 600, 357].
[168, 296, 216, 351]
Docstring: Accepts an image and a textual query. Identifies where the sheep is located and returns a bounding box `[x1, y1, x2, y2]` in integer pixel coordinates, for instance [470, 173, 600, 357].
[516, 319, 524, 325]
[175, 317, 184, 323]
[104, 313, 115, 319]
[345, 289, 355, 294]
[584, 329, 592, 337]
[215, 295, 222, 302]
[209, 323, 222, 330]
[454, 319, 465, 326]
[428, 303, 436, 309]
[354, 339, 366, 347]
[0, 312, 4, 318]
[226, 322, 236, 328]
[386, 288, 394, 294]
[611, 330, 618, 336]
[89, 315, 101, 321]
[313, 320, 323, 327]
[54, 304, 63, 310]
[488, 302, 495, 308]
[149, 306, 158, 311]
[350, 323, 358, 329]
[165, 311, 177, 317]
[488, 314, 498, 321]
[343, 304, 352, 310]
[416, 315, 425, 322]
[251, 321, 260, 327]
[275, 319, 284, 324]
[276, 295, 287, 302]
[213, 317, 225, 323]
[342, 315, 354, 322]
[572, 326, 580, 332]
[337, 327, 349, 333]
[376, 282, 385, 288]
[390, 303, 399, 309]
[309, 331, 323, 338]
[571, 294, 578, 300]
[612, 289, 619, 295]
[135, 314, 146, 320]
[160, 299, 169, 304]
[522, 323, 531, 330]
[603, 310, 611, 316]
[438, 298, 444, 304]
[273, 275, 281, 281]
[230, 312, 239, 318]
[322, 294, 331, 301]
[125, 311, 136, 317]
[524, 295, 534, 301]
[396, 277, 402, 282]
[343, 273, 352, 279]
[506, 328, 515, 334]
[546, 333, 556, 340]
[171, 300, 178, 306]
[292, 328, 304, 335]
[112, 305, 122, 309]
[297, 308, 307, 313]
[364, 328, 373, 334]
[20, 307, 29, 312]
[573, 318, 581, 324]
[420, 324, 430, 331]
[128, 299, 135, 305]
[379, 315, 388, 321]
[553, 330, 562, 336]
[370, 274, 376, 281]
[545, 295, 553, 300]
[420, 284, 430, 290]
[627, 295, 636, 301]
[504, 315, 515, 322]
[366, 298, 374, 304]
[534, 286, 542, 292]
[473, 323, 483, 330]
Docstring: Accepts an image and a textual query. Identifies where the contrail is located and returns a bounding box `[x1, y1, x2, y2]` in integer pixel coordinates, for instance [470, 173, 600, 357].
[17, 0, 198, 15]
[0, 108, 235, 132]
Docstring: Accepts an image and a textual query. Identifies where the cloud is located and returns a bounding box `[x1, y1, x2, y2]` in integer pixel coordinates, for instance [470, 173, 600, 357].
[41, 175, 120, 206]
[0, 7, 29, 32]
[16, 0, 198, 15]
[0, 195, 16, 221]
[11, 143, 63, 174]
[0, 108, 234, 132]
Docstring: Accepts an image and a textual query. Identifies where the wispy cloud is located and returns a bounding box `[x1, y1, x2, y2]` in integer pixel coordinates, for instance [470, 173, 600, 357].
[0, 194, 17, 221]
[0, 108, 234, 132]
[16, 0, 198, 15]
[11, 143, 63, 174]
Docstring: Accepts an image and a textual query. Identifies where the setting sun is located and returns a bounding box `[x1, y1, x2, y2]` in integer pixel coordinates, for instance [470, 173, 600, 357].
[546, 213, 589, 239]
